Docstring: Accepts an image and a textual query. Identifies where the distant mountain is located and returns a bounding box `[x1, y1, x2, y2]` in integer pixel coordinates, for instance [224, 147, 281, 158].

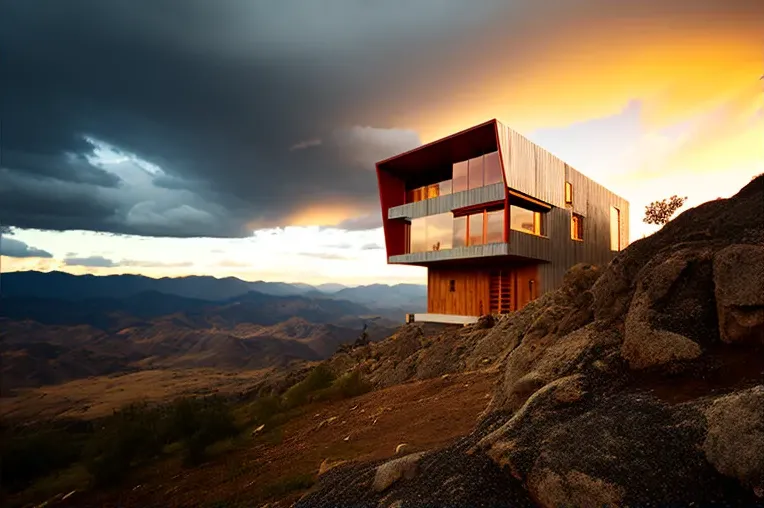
[0, 271, 425, 311]
[333, 283, 428, 312]
[0, 271, 314, 301]
[314, 283, 347, 293]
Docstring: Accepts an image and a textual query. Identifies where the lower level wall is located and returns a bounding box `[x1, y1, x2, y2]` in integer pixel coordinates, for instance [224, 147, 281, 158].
[427, 267, 490, 316]
[427, 263, 540, 316]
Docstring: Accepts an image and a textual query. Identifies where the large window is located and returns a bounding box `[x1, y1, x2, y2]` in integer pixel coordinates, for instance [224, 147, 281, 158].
[571, 213, 584, 241]
[468, 155, 484, 190]
[610, 206, 621, 251]
[409, 214, 454, 253]
[427, 213, 453, 251]
[484, 152, 503, 185]
[452, 160, 469, 193]
[453, 216, 467, 248]
[406, 151, 502, 204]
[468, 213, 484, 246]
[510, 206, 544, 236]
[485, 209, 504, 243]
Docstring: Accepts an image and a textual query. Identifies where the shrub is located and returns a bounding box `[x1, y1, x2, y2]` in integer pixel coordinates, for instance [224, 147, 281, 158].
[166, 396, 239, 466]
[313, 370, 372, 402]
[85, 402, 165, 486]
[281, 365, 335, 409]
[1, 425, 84, 493]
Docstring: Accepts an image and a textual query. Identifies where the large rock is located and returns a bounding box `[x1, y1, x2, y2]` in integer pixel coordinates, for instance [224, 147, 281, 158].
[371, 452, 425, 492]
[713, 244, 764, 344]
[298, 175, 764, 508]
[704, 385, 764, 494]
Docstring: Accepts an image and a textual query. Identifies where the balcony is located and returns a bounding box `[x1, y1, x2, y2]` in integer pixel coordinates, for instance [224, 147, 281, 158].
[389, 182, 505, 220]
[389, 242, 510, 264]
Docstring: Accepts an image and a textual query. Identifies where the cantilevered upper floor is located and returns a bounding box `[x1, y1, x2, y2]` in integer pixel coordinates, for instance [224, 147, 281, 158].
[375, 119, 630, 275]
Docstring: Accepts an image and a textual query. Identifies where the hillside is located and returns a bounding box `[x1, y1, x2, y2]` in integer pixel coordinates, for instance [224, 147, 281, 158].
[0, 287, 400, 393]
[296, 174, 764, 506]
[5, 176, 762, 508]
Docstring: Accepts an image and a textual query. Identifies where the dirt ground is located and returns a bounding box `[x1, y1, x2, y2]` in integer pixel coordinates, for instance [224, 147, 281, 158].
[0, 368, 273, 422]
[48, 370, 498, 508]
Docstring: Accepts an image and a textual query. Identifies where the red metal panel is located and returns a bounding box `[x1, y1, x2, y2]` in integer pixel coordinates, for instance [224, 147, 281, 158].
[495, 121, 510, 243]
[376, 165, 407, 259]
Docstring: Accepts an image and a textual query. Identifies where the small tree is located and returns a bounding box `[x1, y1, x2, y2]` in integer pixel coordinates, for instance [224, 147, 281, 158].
[643, 195, 687, 226]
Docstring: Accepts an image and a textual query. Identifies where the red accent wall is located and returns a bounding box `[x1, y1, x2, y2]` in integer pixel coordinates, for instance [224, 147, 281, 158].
[494, 122, 510, 242]
[376, 166, 407, 258]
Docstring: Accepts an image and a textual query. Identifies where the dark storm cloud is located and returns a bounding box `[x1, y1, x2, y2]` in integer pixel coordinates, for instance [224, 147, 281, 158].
[0, 237, 53, 258]
[0, 0, 512, 237]
[64, 256, 118, 268]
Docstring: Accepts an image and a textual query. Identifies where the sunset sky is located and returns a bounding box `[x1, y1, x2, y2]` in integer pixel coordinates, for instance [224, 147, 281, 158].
[1, 1, 762, 286]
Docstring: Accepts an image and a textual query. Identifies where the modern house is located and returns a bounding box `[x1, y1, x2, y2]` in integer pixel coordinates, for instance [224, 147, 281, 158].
[376, 119, 629, 324]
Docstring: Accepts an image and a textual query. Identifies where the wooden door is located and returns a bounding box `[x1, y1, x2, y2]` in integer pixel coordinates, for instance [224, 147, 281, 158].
[489, 270, 514, 314]
[514, 265, 539, 311]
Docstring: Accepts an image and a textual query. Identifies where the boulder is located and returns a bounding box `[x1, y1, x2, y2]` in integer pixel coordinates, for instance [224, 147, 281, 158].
[371, 452, 425, 493]
[714, 244, 764, 344]
[703, 385, 764, 494]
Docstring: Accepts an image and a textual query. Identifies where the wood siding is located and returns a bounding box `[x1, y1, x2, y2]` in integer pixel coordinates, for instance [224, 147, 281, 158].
[428, 263, 540, 316]
[428, 267, 490, 316]
[388, 183, 504, 220]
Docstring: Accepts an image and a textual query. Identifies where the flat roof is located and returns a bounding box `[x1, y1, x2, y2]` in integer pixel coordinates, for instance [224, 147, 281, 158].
[376, 119, 498, 181]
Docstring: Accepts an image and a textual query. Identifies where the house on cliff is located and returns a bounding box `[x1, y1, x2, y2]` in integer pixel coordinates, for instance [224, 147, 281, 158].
[376, 119, 629, 324]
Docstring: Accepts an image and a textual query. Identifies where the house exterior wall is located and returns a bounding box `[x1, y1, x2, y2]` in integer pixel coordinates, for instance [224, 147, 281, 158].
[378, 118, 630, 315]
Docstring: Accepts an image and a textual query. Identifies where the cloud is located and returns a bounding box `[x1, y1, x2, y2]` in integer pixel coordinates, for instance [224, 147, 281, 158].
[333, 214, 383, 231]
[0, 237, 53, 258]
[1, 1, 759, 239]
[120, 259, 194, 268]
[64, 255, 117, 267]
[290, 138, 322, 151]
[298, 252, 351, 261]
[361, 243, 383, 250]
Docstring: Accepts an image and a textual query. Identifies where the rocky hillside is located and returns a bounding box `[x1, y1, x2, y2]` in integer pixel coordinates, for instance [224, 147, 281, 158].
[298, 174, 764, 507]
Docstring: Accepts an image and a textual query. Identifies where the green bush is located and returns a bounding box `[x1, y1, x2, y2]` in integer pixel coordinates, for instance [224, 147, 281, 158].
[313, 370, 372, 402]
[166, 396, 239, 466]
[85, 402, 165, 486]
[281, 365, 335, 409]
[1, 425, 84, 493]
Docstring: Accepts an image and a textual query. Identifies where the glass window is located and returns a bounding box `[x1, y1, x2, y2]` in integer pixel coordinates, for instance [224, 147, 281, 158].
[438, 179, 452, 196]
[410, 217, 427, 252]
[565, 182, 573, 205]
[485, 210, 504, 243]
[510, 206, 538, 235]
[484, 151, 503, 185]
[468, 213, 484, 246]
[453, 215, 467, 248]
[426, 213, 453, 251]
[571, 213, 584, 240]
[610, 207, 620, 250]
[468, 155, 484, 190]
[453, 161, 468, 193]
[426, 184, 439, 199]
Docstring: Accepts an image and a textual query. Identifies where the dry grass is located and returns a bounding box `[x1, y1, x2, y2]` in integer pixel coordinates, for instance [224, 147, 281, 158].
[0, 368, 272, 422]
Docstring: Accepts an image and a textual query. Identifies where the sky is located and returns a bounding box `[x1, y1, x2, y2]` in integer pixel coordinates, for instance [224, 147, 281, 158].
[1, 0, 762, 286]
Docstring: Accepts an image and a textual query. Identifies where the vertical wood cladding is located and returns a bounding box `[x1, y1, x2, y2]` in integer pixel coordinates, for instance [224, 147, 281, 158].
[428, 263, 541, 316]
[428, 267, 490, 316]
[495, 119, 630, 295]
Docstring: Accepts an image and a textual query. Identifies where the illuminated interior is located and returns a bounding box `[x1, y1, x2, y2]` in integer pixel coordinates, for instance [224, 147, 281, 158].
[405, 151, 502, 204]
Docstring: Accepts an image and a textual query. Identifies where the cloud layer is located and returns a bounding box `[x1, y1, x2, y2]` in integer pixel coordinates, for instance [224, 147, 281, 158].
[2, 1, 760, 239]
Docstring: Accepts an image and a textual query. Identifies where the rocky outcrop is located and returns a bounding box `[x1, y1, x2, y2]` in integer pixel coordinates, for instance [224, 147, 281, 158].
[299, 175, 764, 507]
[713, 244, 764, 344]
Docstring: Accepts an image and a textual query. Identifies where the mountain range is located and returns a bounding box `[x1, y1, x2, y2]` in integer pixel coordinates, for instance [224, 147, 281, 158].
[0, 271, 425, 393]
[0, 271, 426, 310]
